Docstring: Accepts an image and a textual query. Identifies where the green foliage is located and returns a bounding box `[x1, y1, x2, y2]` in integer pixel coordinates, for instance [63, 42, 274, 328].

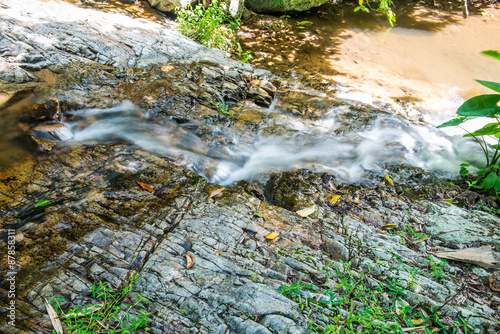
[438, 50, 500, 193]
[277, 260, 471, 333]
[213, 99, 233, 116]
[175, 1, 240, 52]
[240, 51, 253, 63]
[49, 274, 150, 333]
[355, 0, 396, 26]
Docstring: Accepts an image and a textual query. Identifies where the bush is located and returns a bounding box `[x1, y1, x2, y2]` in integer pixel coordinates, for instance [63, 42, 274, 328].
[176, 1, 240, 53]
[438, 50, 500, 192]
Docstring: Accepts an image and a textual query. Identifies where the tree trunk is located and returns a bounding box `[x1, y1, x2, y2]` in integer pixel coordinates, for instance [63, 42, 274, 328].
[462, 0, 469, 18]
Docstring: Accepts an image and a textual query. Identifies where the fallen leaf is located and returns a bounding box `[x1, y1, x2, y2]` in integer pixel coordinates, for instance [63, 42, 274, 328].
[430, 245, 498, 269]
[384, 174, 394, 186]
[296, 205, 316, 217]
[411, 236, 429, 244]
[36, 199, 51, 208]
[329, 195, 341, 205]
[209, 187, 225, 198]
[44, 298, 63, 334]
[409, 215, 423, 225]
[402, 327, 426, 332]
[136, 181, 154, 193]
[265, 232, 279, 240]
[186, 253, 194, 269]
[216, 251, 220, 256]
[297, 21, 314, 26]
[489, 274, 500, 292]
[382, 223, 396, 229]
[410, 318, 424, 325]
[468, 273, 480, 280]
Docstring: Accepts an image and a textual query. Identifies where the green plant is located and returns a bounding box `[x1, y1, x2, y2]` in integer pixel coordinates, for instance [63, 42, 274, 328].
[355, 0, 396, 26]
[176, 1, 240, 52]
[48, 274, 150, 333]
[277, 260, 471, 333]
[428, 256, 446, 281]
[240, 51, 253, 63]
[213, 99, 233, 116]
[438, 50, 500, 193]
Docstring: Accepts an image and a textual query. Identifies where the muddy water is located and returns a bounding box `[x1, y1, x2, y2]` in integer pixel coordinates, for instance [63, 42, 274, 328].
[240, 1, 500, 115]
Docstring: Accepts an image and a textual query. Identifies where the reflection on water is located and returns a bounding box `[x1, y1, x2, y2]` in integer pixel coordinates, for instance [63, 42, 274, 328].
[240, 1, 500, 111]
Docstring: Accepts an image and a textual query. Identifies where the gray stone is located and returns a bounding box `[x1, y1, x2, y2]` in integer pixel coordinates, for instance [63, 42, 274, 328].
[245, 0, 328, 14]
[147, 0, 197, 13]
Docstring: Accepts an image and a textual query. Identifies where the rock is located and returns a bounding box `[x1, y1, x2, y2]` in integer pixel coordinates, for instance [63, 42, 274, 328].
[147, 0, 197, 13]
[245, 0, 329, 14]
[20, 98, 61, 123]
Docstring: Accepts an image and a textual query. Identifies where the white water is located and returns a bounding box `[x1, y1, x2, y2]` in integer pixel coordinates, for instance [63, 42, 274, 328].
[61, 99, 484, 186]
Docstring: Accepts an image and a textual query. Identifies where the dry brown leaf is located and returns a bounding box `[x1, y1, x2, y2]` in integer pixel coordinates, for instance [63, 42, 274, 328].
[489, 274, 500, 292]
[411, 237, 429, 244]
[409, 215, 423, 225]
[468, 273, 480, 280]
[186, 253, 194, 269]
[430, 245, 498, 269]
[136, 181, 154, 193]
[265, 232, 279, 240]
[209, 187, 225, 198]
[296, 205, 315, 217]
[402, 326, 425, 332]
[44, 298, 63, 334]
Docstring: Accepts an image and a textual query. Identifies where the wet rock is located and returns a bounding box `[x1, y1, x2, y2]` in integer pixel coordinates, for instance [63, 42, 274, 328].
[265, 169, 326, 211]
[147, 0, 197, 13]
[248, 86, 273, 107]
[245, 0, 329, 14]
[27, 134, 57, 152]
[20, 98, 61, 123]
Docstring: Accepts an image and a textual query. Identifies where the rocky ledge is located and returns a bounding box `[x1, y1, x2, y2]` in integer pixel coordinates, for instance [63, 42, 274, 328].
[0, 0, 499, 333]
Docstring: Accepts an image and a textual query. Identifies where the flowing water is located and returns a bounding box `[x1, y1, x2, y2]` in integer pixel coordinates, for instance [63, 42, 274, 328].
[58, 98, 483, 186]
[2, 0, 500, 188]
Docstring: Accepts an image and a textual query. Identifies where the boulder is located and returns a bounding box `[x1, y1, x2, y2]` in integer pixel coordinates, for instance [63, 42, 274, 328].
[245, 0, 329, 13]
[147, 0, 197, 13]
[148, 0, 244, 18]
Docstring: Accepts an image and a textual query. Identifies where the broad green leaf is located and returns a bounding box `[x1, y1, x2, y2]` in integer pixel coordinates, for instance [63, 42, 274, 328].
[297, 21, 313, 26]
[354, 6, 361, 12]
[36, 199, 52, 208]
[463, 122, 500, 137]
[457, 94, 500, 117]
[436, 116, 469, 128]
[296, 26, 305, 29]
[481, 50, 500, 61]
[490, 144, 500, 150]
[476, 80, 500, 94]
[483, 172, 498, 190]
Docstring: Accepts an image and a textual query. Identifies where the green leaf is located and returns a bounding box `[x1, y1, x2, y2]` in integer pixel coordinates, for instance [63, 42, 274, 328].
[476, 80, 500, 94]
[463, 122, 500, 137]
[483, 171, 498, 189]
[436, 116, 469, 128]
[354, 6, 361, 12]
[297, 21, 314, 26]
[36, 199, 52, 208]
[481, 50, 500, 61]
[457, 94, 500, 117]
